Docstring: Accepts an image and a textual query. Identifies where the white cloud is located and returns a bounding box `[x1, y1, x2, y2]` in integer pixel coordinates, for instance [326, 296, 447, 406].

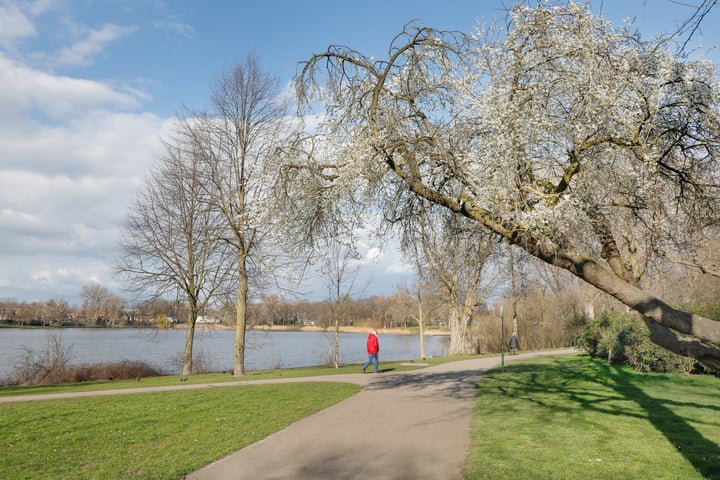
[52, 23, 136, 67]
[0, 3, 36, 48]
[385, 260, 413, 274]
[0, 54, 141, 126]
[0, 50, 174, 304]
[153, 18, 194, 38]
[25, 0, 60, 17]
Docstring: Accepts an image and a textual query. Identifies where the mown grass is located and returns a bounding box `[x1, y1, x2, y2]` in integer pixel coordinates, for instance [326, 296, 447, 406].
[14, 352, 714, 480]
[466, 355, 720, 480]
[0, 381, 360, 480]
[0, 358, 462, 398]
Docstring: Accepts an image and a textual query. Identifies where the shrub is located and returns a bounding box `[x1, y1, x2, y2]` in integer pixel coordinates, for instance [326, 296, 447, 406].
[1, 336, 164, 386]
[1, 360, 164, 386]
[624, 336, 696, 374]
[575, 312, 699, 374]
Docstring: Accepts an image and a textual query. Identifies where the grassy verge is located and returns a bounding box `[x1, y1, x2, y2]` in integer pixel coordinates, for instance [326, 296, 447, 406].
[0, 357, 466, 398]
[0, 381, 360, 479]
[466, 355, 720, 480]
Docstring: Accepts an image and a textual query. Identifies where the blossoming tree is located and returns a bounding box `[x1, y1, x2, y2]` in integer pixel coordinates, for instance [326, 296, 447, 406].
[289, 3, 720, 369]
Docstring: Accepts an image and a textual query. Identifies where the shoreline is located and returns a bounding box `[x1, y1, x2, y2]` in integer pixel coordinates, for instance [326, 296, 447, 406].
[0, 323, 450, 336]
[195, 324, 450, 336]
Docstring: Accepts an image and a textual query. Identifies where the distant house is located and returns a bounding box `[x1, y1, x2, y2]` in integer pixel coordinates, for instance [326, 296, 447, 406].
[196, 316, 221, 324]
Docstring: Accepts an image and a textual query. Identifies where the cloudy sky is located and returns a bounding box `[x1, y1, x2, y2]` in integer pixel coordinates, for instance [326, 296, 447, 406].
[1, 0, 718, 306]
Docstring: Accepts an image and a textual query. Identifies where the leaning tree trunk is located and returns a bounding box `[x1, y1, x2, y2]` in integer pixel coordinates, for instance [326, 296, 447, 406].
[543, 249, 720, 371]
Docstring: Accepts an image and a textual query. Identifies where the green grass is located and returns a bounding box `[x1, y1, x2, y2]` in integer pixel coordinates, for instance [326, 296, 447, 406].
[465, 355, 720, 480]
[12, 352, 715, 480]
[0, 358, 459, 398]
[0, 381, 360, 480]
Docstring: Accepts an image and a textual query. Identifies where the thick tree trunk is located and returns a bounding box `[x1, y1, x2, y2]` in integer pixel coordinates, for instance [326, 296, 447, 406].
[182, 308, 198, 375]
[555, 252, 720, 371]
[448, 305, 471, 355]
[234, 261, 249, 377]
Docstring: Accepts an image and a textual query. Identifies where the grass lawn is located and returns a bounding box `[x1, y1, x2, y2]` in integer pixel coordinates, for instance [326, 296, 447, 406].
[0, 359, 444, 398]
[466, 355, 720, 480]
[0, 381, 360, 480]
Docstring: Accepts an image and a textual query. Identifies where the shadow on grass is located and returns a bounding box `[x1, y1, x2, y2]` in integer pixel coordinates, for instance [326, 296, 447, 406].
[490, 356, 720, 479]
[605, 362, 720, 479]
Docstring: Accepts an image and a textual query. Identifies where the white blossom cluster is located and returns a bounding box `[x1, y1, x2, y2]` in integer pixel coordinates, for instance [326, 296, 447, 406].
[292, 3, 720, 274]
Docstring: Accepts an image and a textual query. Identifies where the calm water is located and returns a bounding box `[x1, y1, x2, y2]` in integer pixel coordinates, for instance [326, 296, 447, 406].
[0, 328, 449, 378]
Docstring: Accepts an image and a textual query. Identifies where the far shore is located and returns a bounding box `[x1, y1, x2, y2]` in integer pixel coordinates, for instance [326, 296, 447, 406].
[191, 323, 450, 336]
[0, 323, 450, 336]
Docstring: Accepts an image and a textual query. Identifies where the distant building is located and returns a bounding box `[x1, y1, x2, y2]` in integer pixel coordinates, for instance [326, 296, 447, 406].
[196, 316, 221, 324]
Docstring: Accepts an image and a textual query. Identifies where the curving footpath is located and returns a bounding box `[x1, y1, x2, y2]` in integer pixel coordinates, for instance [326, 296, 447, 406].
[1, 349, 578, 478]
[185, 349, 578, 480]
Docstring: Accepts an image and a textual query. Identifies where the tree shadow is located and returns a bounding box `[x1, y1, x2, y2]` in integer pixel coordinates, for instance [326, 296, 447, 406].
[604, 362, 720, 479]
[489, 357, 720, 479]
[377, 367, 395, 373]
[366, 367, 484, 400]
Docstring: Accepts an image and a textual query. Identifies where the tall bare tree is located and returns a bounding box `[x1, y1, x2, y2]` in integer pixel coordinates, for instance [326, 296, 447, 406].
[114, 134, 234, 375]
[393, 275, 443, 360]
[292, 4, 720, 369]
[79, 284, 122, 326]
[182, 55, 294, 376]
[321, 239, 361, 368]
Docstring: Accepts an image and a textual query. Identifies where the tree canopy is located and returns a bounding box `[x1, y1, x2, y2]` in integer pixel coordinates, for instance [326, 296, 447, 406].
[289, 3, 720, 369]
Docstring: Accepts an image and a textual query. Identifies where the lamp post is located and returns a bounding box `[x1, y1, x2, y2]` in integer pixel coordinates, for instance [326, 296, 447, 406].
[500, 305, 505, 373]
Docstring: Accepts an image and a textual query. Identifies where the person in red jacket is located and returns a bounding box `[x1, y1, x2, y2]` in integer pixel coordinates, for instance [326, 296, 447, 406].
[362, 330, 380, 373]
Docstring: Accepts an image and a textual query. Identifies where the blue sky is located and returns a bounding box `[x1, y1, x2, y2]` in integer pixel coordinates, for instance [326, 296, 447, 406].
[1, 0, 718, 306]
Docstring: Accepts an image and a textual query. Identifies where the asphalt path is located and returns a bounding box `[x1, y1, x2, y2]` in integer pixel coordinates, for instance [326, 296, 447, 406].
[185, 349, 578, 480]
[1, 349, 578, 479]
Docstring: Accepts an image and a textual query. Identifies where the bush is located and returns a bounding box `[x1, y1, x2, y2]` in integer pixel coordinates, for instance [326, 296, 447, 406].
[575, 312, 699, 374]
[1, 360, 164, 386]
[1, 336, 164, 386]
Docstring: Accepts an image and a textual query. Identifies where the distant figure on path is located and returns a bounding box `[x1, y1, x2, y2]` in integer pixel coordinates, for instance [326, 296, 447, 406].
[509, 333, 519, 355]
[362, 330, 380, 373]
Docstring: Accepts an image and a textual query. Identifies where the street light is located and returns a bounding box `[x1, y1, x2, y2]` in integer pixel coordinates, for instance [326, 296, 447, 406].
[500, 305, 505, 373]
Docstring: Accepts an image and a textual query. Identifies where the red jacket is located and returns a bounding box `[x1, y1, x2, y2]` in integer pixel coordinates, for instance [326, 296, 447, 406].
[366, 333, 379, 354]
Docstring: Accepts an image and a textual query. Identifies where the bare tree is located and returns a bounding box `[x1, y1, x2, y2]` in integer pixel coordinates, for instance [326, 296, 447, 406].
[321, 239, 361, 368]
[181, 55, 296, 376]
[393, 276, 443, 360]
[43, 299, 71, 325]
[114, 134, 234, 375]
[79, 284, 118, 326]
[292, 4, 720, 369]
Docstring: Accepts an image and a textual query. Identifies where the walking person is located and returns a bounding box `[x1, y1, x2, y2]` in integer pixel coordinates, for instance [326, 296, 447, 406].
[362, 330, 380, 373]
[509, 333, 519, 355]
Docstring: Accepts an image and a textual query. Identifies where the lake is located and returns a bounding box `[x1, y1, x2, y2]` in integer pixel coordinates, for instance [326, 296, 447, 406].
[0, 328, 450, 379]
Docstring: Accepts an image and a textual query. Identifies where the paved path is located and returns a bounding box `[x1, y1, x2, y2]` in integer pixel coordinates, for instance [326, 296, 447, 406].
[1, 349, 578, 479]
[185, 349, 578, 480]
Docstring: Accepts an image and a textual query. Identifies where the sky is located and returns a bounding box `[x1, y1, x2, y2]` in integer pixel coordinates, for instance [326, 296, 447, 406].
[1, 0, 719, 306]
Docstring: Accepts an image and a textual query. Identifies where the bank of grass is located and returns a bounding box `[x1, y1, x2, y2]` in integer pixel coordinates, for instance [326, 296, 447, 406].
[466, 355, 720, 480]
[0, 381, 360, 480]
[0, 357, 463, 398]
